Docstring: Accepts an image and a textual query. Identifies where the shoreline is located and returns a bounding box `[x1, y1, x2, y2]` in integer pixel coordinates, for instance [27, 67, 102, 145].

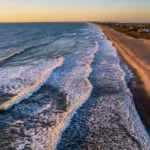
[95, 23, 150, 133]
[55, 24, 150, 149]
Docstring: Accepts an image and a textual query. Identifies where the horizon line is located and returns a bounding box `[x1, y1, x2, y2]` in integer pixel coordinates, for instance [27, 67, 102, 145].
[0, 21, 150, 24]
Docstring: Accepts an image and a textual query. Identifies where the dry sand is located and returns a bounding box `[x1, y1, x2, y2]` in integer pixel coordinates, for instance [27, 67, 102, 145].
[95, 24, 150, 133]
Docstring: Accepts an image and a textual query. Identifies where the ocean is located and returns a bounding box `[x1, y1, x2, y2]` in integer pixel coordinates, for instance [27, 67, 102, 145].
[0, 23, 149, 150]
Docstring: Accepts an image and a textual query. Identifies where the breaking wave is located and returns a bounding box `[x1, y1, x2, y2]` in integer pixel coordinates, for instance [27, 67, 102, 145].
[0, 57, 64, 110]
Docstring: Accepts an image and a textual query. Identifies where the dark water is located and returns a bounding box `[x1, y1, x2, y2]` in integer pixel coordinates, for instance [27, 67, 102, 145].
[0, 23, 149, 150]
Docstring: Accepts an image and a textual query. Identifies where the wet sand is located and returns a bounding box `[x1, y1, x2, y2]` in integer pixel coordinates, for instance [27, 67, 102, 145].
[95, 23, 150, 133]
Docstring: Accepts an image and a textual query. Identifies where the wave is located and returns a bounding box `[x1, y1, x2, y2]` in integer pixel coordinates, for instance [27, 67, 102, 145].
[0, 36, 43, 50]
[48, 41, 99, 149]
[54, 42, 98, 150]
[0, 37, 64, 63]
[0, 48, 26, 63]
[0, 56, 64, 110]
[0, 31, 77, 64]
[13, 38, 99, 149]
[0, 31, 68, 50]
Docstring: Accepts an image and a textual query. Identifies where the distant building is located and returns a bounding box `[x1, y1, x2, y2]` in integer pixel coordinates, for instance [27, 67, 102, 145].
[138, 28, 150, 33]
[143, 29, 150, 33]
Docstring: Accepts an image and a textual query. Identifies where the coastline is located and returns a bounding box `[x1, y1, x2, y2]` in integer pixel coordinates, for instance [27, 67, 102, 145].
[0, 22, 150, 149]
[95, 23, 150, 133]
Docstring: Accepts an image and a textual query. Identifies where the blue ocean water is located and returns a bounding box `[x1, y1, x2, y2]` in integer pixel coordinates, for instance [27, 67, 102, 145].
[0, 23, 149, 150]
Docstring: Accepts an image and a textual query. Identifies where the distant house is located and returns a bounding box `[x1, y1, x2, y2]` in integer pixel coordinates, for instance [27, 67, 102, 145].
[143, 29, 150, 33]
[138, 28, 150, 33]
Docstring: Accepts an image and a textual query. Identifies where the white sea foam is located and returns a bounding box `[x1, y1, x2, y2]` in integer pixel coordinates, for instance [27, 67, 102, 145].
[0, 57, 64, 110]
[52, 41, 99, 149]
[17, 39, 99, 150]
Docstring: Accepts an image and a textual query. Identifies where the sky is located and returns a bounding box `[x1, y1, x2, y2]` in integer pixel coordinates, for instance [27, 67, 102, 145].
[0, 0, 150, 22]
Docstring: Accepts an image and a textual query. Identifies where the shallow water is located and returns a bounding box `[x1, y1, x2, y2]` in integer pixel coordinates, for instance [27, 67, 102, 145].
[0, 23, 149, 150]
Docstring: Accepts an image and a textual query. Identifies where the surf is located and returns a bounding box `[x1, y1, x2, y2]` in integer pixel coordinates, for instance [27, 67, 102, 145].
[0, 56, 64, 110]
[0, 23, 149, 150]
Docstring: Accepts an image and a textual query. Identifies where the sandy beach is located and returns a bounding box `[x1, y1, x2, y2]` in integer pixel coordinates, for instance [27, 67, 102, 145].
[96, 23, 150, 132]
